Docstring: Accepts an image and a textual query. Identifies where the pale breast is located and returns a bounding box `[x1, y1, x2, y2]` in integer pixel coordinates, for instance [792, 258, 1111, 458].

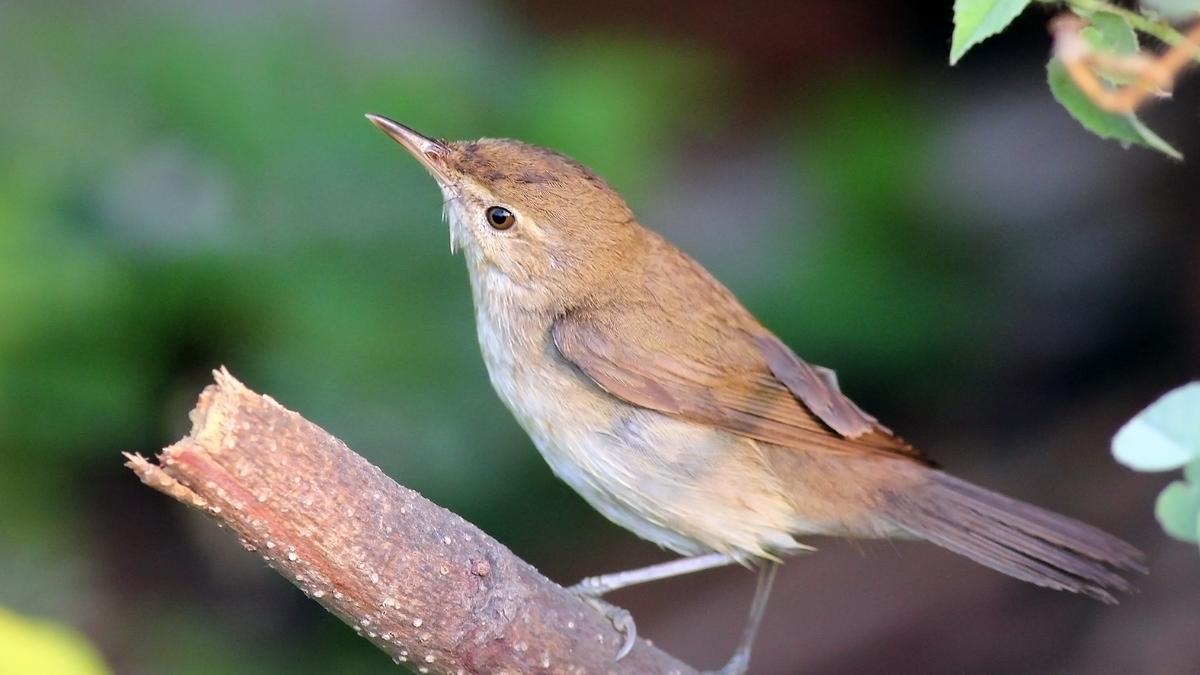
[472, 297, 700, 552]
[470, 292, 807, 560]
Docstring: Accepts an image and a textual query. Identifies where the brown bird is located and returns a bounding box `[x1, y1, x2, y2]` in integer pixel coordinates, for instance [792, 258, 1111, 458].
[366, 114, 1145, 674]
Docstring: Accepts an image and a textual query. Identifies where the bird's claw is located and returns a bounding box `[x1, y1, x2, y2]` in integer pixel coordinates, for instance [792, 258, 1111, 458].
[575, 594, 637, 660]
[566, 575, 607, 596]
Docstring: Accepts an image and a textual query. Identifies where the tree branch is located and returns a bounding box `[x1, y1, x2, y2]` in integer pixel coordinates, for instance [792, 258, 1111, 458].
[124, 368, 696, 675]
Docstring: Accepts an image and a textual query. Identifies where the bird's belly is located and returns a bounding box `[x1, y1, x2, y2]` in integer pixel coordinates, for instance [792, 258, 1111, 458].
[475, 315, 805, 559]
[489, 354, 712, 554]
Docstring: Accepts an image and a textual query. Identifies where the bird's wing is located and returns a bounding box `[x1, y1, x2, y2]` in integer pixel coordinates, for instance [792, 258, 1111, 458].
[753, 332, 881, 438]
[552, 302, 929, 464]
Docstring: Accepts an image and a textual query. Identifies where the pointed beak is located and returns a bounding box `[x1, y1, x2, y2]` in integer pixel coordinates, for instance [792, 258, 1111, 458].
[365, 113, 452, 182]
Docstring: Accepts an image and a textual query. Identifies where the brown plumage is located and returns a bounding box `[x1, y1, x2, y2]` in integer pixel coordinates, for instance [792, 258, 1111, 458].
[366, 115, 1146, 672]
[549, 227, 1142, 600]
[551, 228, 927, 463]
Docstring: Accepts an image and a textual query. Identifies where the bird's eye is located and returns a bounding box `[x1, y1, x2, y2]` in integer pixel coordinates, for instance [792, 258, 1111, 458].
[485, 206, 515, 230]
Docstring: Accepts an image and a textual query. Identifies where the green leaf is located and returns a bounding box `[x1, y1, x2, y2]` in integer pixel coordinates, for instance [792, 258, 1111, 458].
[950, 0, 1033, 64]
[1155, 480, 1200, 542]
[1113, 382, 1200, 471]
[1142, 0, 1200, 20]
[1082, 13, 1139, 85]
[1185, 458, 1200, 483]
[1082, 12, 1139, 55]
[1046, 57, 1183, 159]
[1128, 116, 1184, 159]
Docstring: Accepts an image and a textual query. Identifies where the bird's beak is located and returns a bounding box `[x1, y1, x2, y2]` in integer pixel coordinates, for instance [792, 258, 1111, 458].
[365, 114, 452, 182]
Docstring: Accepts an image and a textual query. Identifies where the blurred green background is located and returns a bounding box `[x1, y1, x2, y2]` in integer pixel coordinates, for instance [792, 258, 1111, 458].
[1, 1, 1198, 673]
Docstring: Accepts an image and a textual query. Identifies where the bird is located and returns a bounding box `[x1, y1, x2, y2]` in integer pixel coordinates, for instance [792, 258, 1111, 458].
[365, 113, 1145, 675]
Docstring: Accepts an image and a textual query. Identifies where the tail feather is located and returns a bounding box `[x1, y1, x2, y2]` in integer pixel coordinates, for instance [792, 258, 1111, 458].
[883, 471, 1146, 604]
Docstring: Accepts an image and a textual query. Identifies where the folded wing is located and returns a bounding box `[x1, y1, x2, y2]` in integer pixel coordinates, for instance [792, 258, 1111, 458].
[552, 306, 928, 464]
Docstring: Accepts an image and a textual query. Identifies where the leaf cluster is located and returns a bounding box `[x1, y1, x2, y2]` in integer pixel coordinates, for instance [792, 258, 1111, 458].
[952, 0, 1198, 157]
[1113, 383, 1200, 547]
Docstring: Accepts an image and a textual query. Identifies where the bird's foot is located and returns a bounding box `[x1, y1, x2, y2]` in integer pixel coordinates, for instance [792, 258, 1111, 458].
[566, 574, 610, 597]
[571, 592, 637, 660]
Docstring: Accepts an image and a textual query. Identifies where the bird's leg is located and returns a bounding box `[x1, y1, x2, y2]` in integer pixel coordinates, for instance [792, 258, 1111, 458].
[568, 552, 739, 660]
[569, 552, 738, 597]
[704, 561, 779, 675]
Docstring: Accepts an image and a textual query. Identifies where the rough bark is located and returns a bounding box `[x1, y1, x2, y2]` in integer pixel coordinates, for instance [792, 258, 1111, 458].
[125, 368, 696, 675]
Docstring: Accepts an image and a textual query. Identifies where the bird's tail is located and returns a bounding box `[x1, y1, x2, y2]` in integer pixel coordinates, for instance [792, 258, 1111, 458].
[882, 470, 1146, 603]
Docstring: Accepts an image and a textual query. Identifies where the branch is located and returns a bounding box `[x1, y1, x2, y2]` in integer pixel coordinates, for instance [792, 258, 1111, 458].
[125, 369, 697, 675]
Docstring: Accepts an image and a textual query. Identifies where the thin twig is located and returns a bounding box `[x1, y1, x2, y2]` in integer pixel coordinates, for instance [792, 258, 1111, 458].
[1052, 10, 1200, 114]
[1040, 0, 1200, 64]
